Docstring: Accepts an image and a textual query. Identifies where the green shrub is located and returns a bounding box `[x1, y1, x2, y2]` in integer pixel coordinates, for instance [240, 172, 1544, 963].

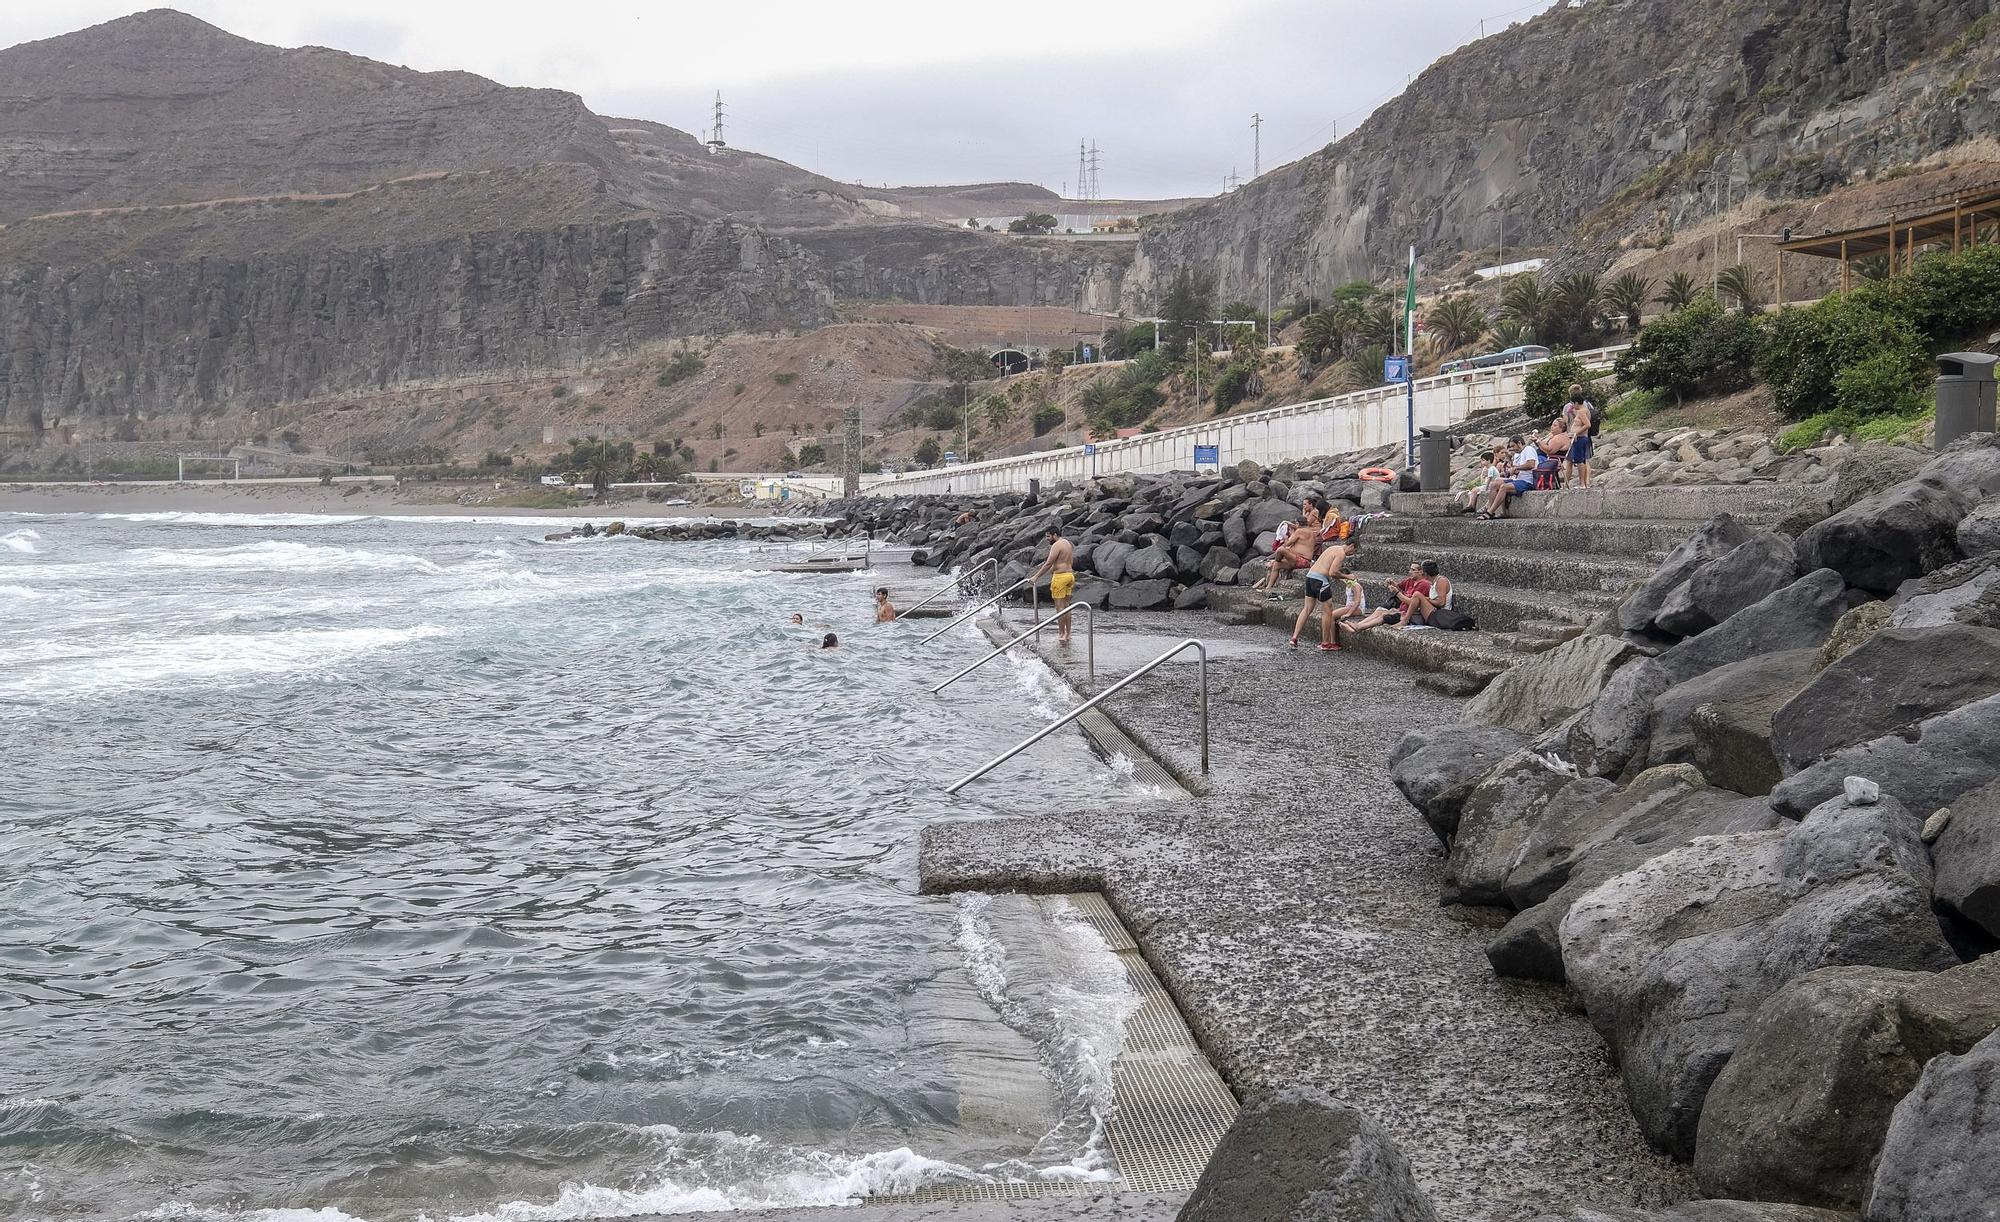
[1777, 411, 1843, 452]
[657, 348, 705, 388]
[1756, 296, 1927, 421]
[796, 441, 827, 466]
[1032, 405, 1064, 435]
[1612, 299, 1759, 400]
[1598, 387, 1669, 432]
[1522, 351, 1605, 421]
[772, 371, 798, 386]
[1212, 363, 1254, 411]
[1833, 347, 1930, 420]
[1852, 244, 2000, 345]
[1852, 410, 1932, 445]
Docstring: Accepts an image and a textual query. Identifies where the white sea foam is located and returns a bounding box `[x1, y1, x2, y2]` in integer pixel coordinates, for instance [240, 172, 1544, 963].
[0, 624, 447, 700]
[131, 541, 444, 574]
[2, 528, 42, 554]
[0, 583, 37, 600]
[88, 512, 373, 528]
[139, 1207, 371, 1222]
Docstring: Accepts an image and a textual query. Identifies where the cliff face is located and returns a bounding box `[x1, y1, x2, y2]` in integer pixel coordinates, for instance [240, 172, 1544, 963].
[791, 225, 1129, 313]
[1127, 0, 2000, 308]
[0, 213, 830, 421]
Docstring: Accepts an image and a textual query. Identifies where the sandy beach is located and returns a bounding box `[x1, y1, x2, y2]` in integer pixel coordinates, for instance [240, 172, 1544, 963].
[0, 479, 795, 520]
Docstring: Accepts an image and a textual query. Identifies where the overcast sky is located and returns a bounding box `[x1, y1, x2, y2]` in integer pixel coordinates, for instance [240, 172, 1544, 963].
[6, 1, 1557, 199]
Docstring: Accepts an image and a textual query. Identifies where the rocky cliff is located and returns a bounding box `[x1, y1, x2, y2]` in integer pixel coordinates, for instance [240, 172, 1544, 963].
[1127, 0, 2000, 309]
[792, 224, 1129, 313]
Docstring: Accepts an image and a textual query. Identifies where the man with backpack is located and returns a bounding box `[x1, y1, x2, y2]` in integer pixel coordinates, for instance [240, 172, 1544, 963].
[1562, 383, 1597, 488]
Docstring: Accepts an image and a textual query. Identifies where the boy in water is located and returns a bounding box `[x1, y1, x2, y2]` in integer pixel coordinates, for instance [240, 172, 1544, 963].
[1030, 526, 1077, 642]
[1290, 537, 1365, 651]
[873, 588, 897, 622]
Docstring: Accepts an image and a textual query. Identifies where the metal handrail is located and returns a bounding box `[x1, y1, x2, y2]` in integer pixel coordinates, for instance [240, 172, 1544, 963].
[802, 534, 870, 565]
[946, 638, 1208, 794]
[896, 558, 998, 620]
[921, 574, 1034, 644]
[933, 604, 1093, 693]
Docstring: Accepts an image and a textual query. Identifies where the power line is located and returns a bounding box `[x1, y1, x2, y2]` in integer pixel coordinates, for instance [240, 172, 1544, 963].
[1086, 141, 1102, 200]
[1251, 112, 1262, 179]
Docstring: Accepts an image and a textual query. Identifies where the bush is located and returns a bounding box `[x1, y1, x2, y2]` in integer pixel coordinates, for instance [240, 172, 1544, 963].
[1032, 405, 1064, 435]
[772, 371, 798, 386]
[1833, 347, 1930, 420]
[796, 441, 827, 466]
[1522, 351, 1605, 422]
[914, 436, 942, 465]
[657, 348, 705, 388]
[1852, 244, 2000, 345]
[1212, 363, 1254, 411]
[1612, 298, 1759, 400]
[1755, 296, 1927, 421]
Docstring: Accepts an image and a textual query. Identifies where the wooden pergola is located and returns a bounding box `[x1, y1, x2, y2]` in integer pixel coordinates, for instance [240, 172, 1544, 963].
[1776, 183, 2000, 299]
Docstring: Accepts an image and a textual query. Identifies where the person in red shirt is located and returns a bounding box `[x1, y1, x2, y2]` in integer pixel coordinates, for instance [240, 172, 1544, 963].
[1351, 560, 1448, 630]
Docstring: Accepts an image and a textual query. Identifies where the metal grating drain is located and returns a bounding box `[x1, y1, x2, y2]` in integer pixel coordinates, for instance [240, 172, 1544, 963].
[868, 894, 1237, 1207]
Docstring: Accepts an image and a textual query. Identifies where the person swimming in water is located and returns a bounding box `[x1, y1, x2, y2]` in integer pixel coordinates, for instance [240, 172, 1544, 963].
[820, 632, 839, 649]
[873, 588, 897, 622]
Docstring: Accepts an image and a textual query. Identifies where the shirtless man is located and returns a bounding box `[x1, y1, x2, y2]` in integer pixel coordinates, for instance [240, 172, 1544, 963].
[1251, 500, 1323, 593]
[1290, 536, 1365, 651]
[873, 587, 897, 622]
[1031, 526, 1077, 642]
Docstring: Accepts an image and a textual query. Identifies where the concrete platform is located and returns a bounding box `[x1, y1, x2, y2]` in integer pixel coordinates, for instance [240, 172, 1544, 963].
[1390, 482, 1820, 523]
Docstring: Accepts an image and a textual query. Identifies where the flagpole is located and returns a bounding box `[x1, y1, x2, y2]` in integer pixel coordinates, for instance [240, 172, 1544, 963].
[1404, 245, 1417, 470]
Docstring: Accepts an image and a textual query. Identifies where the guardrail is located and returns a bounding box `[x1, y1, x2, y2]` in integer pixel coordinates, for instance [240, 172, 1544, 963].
[933, 604, 1095, 693]
[873, 345, 1628, 497]
[921, 575, 1037, 644]
[946, 637, 1208, 794]
[897, 558, 999, 620]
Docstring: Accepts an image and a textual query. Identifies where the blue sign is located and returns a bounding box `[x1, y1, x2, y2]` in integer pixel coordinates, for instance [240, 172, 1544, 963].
[1084, 443, 1097, 456]
[1081, 344, 1095, 361]
[1193, 444, 1220, 472]
[1384, 355, 1410, 383]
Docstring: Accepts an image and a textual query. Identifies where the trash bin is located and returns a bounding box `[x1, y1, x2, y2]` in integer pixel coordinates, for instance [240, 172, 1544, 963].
[1418, 427, 1452, 493]
[1935, 352, 1998, 451]
[1025, 478, 1041, 506]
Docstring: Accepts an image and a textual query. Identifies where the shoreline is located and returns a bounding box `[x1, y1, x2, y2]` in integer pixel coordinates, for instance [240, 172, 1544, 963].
[0, 481, 794, 521]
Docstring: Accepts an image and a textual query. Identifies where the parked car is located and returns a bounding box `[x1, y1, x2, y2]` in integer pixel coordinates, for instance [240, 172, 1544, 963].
[540, 474, 567, 487]
[942, 451, 961, 466]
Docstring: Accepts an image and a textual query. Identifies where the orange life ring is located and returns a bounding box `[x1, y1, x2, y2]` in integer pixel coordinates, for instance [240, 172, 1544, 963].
[1358, 467, 1398, 484]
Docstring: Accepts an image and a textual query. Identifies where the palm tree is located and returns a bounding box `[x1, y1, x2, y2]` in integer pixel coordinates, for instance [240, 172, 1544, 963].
[1296, 310, 1342, 364]
[1605, 273, 1654, 332]
[1498, 276, 1546, 340]
[1549, 272, 1604, 345]
[1425, 295, 1488, 351]
[1717, 264, 1762, 314]
[1656, 272, 1702, 311]
[1487, 319, 1532, 348]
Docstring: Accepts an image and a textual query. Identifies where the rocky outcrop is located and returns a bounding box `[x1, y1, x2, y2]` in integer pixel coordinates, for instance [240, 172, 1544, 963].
[1769, 691, 2000, 821]
[1770, 625, 2000, 771]
[1796, 435, 2000, 594]
[1645, 650, 1815, 796]
[1464, 635, 1638, 736]
[1125, 0, 2000, 307]
[1178, 1085, 1438, 1222]
[789, 223, 1128, 311]
[1694, 958, 2000, 1209]
[1559, 788, 1955, 1158]
[1387, 725, 1530, 843]
[1863, 1027, 2000, 1222]
[1932, 778, 2000, 940]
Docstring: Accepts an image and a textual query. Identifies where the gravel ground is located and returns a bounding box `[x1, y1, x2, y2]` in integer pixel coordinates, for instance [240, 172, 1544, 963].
[919, 614, 1694, 1222]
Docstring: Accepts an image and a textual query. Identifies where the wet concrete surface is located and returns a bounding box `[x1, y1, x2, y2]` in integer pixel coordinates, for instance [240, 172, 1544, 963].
[713, 1193, 1185, 1221]
[921, 613, 1695, 1222]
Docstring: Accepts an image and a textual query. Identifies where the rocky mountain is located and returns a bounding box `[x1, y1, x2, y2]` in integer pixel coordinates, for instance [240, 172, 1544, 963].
[1127, 0, 2000, 309]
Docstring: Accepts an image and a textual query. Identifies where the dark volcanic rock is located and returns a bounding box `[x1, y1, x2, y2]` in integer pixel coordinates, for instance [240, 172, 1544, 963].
[1619, 515, 1752, 634]
[1864, 1027, 2000, 1222]
[1889, 553, 2000, 630]
[1107, 578, 1175, 610]
[1387, 726, 1530, 843]
[1560, 789, 1956, 1158]
[1122, 545, 1174, 581]
[1769, 690, 2000, 821]
[1177, 1085, 1438, 1222]
[1645, 650, 1815, 793]
[1796, 436, 2000, 595]
[1448, 753, 1616, 907]
[1770, 624, 2000, 771]
[1695, 958, 2000, 1209]
[1465, 634, 1639, 737]
[1933, 777, 2000, 940]
[1655, 530, 1799, 638]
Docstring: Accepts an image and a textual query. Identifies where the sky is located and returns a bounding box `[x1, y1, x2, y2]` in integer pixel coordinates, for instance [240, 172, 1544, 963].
[3, 1, 1558, 200]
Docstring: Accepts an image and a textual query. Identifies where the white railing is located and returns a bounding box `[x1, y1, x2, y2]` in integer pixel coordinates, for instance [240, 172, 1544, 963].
[868, 346, 1627, 497]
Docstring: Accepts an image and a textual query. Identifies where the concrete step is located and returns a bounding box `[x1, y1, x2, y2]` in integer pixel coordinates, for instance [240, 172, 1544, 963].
[1386, 514, 1699, 559]
[1389, 483, 1823, 524]
[1356, 538, 1651, 597]
[1206, 585, 1519, 696]
[1335, 568, 1612, 633]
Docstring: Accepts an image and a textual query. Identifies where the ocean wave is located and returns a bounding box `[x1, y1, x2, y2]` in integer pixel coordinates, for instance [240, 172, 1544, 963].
[2, 527, 42, 554]
[0, 624, 447, 700]
[89, 512, 373, 528]
[0, 583, 37, 600]
[131, 541, 444, 574]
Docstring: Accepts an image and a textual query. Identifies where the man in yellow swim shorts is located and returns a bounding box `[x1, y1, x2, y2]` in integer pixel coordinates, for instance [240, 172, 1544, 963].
[1032, 526, 1078, 643]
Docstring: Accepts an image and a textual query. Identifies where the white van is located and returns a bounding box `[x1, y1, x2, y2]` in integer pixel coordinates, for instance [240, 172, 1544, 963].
[540, 474, 567, 487]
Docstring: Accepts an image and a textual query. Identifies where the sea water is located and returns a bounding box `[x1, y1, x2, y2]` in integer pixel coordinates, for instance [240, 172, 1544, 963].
[0, 513, 1153, 1221]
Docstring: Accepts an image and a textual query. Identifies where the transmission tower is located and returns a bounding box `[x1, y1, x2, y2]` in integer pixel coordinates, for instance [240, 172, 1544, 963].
[1251, 113, 1262, 178]
[706, 91, 726, 154]
[1086, 141, 1102, 200]
[1076, 140, 1087, 201]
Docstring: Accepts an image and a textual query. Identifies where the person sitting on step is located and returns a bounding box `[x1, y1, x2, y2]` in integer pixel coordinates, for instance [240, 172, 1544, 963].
[1251, 498, 1324, 593]
[1457, 450, 1501, 514]
[1479, 434, 1542, 520]
[1352, 560, 1452, 631]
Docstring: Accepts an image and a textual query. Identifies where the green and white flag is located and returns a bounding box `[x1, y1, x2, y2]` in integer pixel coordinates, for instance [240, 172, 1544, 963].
[1404, 245, 1417, 354]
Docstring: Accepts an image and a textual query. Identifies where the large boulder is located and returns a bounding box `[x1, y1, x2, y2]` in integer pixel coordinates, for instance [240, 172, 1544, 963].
[1695, 958, 2000, 1209]
[1863, 1027, 2000, 1222]
[1198, 545, 1242, 582]
[1464, 634, 1641, 736]
[1933, 777, 2000, 940]
[1526, 1203, 1857, 1222]
[1956, 497, 2000, 555]
[1770, 624, 2000, 771]
[1107, 578, 1175, 610]
[1222, 511, 1251, 556]
[1177, 1085, 1438, 1222]
[1797, 436, 2000, 595]
[1246, 497, 1297, 535]
[1655, 530, 1799, 638]
[1487, 792, 1783, 983]
[1889, 553, 2000, 630]
[1446, 752, 1616, 907]
[1122, 545, 1175, 580]
[1769, 690, 2000, 821]
[1812, 600, 1893, 672]
[1093, 540, 1136, 583]
[1646, 650, 1816, 794]
[1618, 515, 1752, 634]
[1559, 789, 1956, 1157]
[1387, 726, 1530, 843]
[1501, 764, 1716, 910]
[1571, 570, 1847, 778]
